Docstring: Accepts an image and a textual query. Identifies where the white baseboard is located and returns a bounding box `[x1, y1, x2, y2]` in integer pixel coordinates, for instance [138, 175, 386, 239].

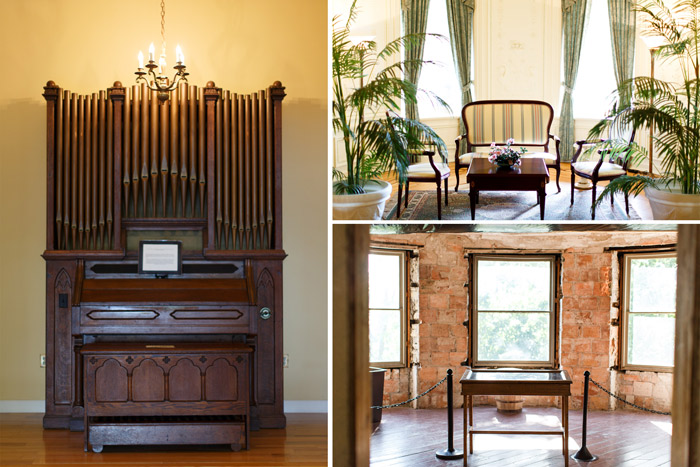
[284, 400, 328, 413]
[0, 400, 44, 413]
[1, 400, 328, 414]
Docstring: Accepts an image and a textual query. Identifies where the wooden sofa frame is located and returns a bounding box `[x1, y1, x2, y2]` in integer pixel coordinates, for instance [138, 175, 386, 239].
[454, 99, 561, 193]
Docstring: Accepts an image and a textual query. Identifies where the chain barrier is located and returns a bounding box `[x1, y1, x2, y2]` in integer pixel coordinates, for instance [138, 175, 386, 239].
[589, 377, 671, 416]
[371, 374, 448, 409]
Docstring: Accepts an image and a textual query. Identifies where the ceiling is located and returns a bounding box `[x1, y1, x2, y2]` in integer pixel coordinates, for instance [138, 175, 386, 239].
[370, 223, 678, 234]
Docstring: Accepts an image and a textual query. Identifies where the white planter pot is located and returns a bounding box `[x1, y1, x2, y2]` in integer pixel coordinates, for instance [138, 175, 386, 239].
[645, 186, 700, 220]
[333, 180, 392, 220]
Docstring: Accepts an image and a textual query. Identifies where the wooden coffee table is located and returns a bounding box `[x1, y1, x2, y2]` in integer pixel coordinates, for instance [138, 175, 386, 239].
[466, 158, 549, 220]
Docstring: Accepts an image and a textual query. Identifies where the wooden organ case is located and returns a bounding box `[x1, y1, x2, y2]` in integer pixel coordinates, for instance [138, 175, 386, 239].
[42, 79, 287, 452]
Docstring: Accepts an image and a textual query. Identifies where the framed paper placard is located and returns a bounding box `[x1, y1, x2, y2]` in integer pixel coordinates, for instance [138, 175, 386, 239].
[138, 241, 182, 275]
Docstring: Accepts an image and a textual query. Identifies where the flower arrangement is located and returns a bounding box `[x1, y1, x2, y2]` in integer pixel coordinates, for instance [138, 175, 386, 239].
[488, 138, 527, 168]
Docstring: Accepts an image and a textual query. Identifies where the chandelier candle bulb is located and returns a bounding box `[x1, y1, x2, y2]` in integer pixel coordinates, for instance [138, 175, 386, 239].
[138, 51, 144, 69]
[176, 45, 184, 64]
[149, 43, 155, 62]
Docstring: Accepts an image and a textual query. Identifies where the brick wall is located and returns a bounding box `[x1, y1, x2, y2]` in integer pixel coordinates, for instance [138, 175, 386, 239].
[371, 230, 677, 412]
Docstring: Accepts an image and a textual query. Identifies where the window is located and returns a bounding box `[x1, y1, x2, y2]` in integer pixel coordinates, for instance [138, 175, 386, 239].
[572, 0, 618, 118]
[621, 252, 677, 371]
[369, 249, 408, 368]
[471, 255, 559, 368]
[416, 0, 462, 119]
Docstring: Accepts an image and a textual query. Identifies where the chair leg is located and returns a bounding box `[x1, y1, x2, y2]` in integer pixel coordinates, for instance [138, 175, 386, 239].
[404, 180, 410, 208]
[444, 178, 449, 206]
[570, 172, 575, 206]
[555, 163, 561, 192]
[396, 183, 403, 219]
[454, 164, 460, 192]
[436, 182, 442, 220]
[625, 192, 630, 215]
[591, 183, 597, 220]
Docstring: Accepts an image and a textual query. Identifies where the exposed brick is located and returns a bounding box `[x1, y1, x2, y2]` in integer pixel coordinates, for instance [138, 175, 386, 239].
[429, 294, 449, 310]
[430, 324, 450, 338]
[574, 281, 595, 296]
[633, 381, 653, 397]
[581, 325, 601, 338]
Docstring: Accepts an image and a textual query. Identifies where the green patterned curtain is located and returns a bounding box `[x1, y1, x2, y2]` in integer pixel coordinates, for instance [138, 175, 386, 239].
[446, 0, 475, 147]
[608, 0, 636, 107]
[401, 0, 430, 121]
[561, 0, 588, 161]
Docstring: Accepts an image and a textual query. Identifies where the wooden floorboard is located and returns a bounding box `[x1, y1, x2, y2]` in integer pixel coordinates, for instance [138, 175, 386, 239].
[370, 407, 671, 467]
[0, 413, 327, 466]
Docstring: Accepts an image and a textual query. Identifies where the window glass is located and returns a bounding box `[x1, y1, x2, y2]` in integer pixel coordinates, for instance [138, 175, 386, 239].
[629, 257, 677, 313]
[416, 0, 462, 118]
[572, 0, 618, 118]
[477, 312, 550, 361]
[477, 260, 551, 312]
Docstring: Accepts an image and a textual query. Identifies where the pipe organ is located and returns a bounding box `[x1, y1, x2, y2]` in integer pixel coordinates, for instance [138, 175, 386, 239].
[42, 80, 286, 451]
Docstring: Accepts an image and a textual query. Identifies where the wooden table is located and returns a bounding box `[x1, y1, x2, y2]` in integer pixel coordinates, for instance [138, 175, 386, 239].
[460, 369, 572, 466]
[466, 158, 549, 220]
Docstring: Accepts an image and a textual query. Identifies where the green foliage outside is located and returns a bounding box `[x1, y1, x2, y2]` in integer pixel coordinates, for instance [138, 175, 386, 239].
[478, 312, 549, 361]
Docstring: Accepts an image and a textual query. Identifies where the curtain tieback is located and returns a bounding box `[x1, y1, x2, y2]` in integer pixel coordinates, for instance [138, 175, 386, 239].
[561, 83, 574, 94]
[462, 82, 473, 93]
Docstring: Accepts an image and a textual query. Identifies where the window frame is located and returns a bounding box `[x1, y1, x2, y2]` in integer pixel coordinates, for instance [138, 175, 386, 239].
[368, 247, 409, 369]
[469, 254, 560, 369]
[619, 250, 677, 372]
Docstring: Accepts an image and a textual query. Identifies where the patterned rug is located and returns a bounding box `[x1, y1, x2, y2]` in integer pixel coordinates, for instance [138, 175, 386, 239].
[383, 188, 640, 221]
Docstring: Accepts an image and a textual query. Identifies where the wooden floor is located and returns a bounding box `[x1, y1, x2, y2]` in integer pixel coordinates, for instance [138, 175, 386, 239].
[371, 407, 671, 466]
[381, 162, 654, 220]
[0, 413, 327, 466]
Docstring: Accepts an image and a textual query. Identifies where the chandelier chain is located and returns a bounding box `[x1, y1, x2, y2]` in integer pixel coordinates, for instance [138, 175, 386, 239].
[160, 0, 166, 55]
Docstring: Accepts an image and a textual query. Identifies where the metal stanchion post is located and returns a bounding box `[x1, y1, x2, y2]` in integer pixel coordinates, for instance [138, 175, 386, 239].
[436, 369, 464, 460]
[572, 370, 598, 461]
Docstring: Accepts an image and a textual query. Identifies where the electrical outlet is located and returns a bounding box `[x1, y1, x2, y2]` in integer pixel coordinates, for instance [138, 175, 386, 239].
[283, 354, 289, 368]
[40, 355, 46, 368]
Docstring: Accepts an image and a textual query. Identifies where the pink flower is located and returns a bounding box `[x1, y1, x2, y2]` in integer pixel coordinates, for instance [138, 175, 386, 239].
[490, 142, 496, 148]
[507, 138, 515, 145]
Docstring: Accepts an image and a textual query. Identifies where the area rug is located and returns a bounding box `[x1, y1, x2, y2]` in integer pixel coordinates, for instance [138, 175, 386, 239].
[383, 189, 641, 221]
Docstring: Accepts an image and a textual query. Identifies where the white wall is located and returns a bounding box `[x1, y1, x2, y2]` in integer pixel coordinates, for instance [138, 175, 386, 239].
[334, 0, 667, 172]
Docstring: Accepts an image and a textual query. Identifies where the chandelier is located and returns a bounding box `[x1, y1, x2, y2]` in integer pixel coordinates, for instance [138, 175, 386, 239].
[135, 0, 188, 103]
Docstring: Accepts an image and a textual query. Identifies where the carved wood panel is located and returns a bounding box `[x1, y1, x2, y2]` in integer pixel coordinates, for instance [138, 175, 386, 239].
[95, 359, 128, 402]
[54, 269, 73, 406]
[169, 359, 201, 401]
[132, 359, 165, 402]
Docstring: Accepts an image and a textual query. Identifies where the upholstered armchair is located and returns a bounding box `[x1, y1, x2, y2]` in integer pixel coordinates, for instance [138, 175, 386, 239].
[386, 113, 450, 220]
[570, 127, 635, 219]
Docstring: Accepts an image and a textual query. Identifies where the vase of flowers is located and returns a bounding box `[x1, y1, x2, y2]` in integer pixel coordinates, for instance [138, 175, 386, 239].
[488, 138, 527, 169]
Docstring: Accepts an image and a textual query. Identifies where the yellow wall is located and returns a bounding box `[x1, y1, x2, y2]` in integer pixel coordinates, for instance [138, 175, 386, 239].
[0, 0, 328, 402]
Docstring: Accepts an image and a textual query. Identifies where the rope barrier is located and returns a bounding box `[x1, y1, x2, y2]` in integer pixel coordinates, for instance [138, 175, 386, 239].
[589, 377, 671, 416]
[371, 374, 448, 409]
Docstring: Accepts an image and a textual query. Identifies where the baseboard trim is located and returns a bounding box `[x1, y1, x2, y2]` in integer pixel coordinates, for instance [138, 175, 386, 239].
[2, 400, 328, 414]
[0, 400, 44, 413]
[284, 400, 328, 413]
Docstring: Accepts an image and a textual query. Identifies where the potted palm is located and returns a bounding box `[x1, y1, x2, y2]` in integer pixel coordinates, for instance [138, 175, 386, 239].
[332, 1, 448, 220]
[592, 0, 700, 219]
